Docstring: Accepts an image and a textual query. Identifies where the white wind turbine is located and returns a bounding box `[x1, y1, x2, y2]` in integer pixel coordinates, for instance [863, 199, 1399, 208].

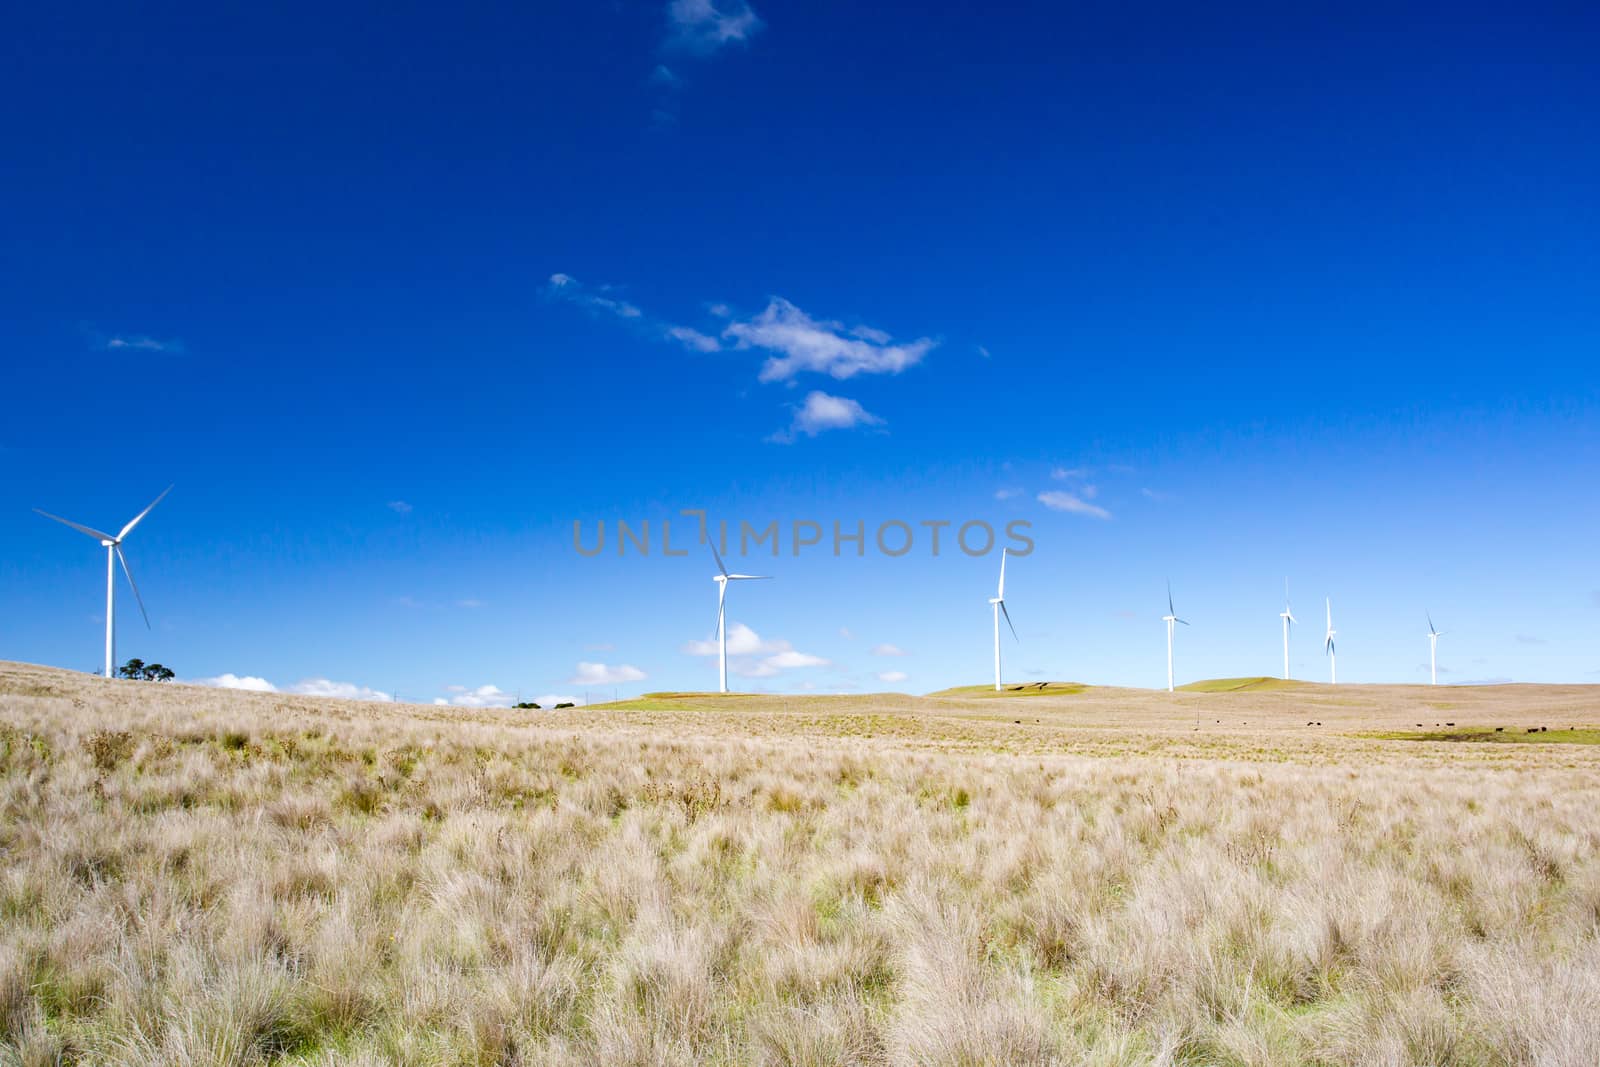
[1278, 578, 1297, 680]
[989, 547, 1016, 691]
[35, 486, 172, 679]
[1324, 598, 1337, 684]
[1427, 612, 1444, 685]
[1162, 580, 1188, 693]
[709, 540, 771, 694]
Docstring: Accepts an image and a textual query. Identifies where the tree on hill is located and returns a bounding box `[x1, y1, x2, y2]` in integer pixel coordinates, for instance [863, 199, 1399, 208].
[117, 659, 175, 682]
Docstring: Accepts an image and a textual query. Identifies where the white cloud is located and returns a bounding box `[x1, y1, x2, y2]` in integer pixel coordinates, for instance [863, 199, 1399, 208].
[976, 344, 991, 358]
[683, 622, 781, 657]
[771, 390, 884, 442]
[568, 661, 648, 685]
[545, 273, 642, 320]
[534, 694, 581, 707]
[877, 670, 908, 684]
[839, 627, 854, 639]
[765, 650, 827, 669]
[104, 334, 182, 353]
[1140, 487, 1174, 502]
[444, 684, 514, 708]
[870, 643, 908, 657]
[725, 299, 934, 383]
[993, 487, 1023, 500]
[387, 500, 413, 514]
[682, 623, 828, 676]
[666, 325, 721, 352]
[1037, 490, 1111, 520]
[666, 0, 762, 53]
[1050, 466, 1089, 481]
[193, 673, 277, 692]
[288, 678, 394, 702]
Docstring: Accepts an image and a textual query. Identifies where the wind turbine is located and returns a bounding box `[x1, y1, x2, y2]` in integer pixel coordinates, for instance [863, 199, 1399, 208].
[1162, 581, 1188, 692]
[1278, 578, 1297, 680]
[1324, 598, 1337, 684]
[35, 486, 172, 679]
[1427, 612, 1444, 685]
[989, 547, 1016, 691]
[709, 540, 771, 693]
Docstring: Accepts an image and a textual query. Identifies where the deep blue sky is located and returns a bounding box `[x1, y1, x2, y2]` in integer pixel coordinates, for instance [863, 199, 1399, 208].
[3, 2, 1597, 702]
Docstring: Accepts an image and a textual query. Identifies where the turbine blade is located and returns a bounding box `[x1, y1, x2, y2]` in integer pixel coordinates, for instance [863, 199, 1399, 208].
[709, 539, 728, 577]
[998, 547, 1008, 599]
[118, 485, 173, 540]
[33, 509, 116, 543]
[726, 574, 773, 580]
[1167, 579, 1175, 617]
[999, 599, 1017, 641]
[116, 546, 151, 629]
[1427, 611, 1436, 635]
[1176, 617, 1189, 626]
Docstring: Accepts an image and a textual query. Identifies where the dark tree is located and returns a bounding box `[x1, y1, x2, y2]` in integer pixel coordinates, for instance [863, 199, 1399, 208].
[118, 659, 176, 682]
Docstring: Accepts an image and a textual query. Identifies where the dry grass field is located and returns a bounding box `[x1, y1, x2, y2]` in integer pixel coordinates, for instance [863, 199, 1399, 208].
[3, 660, 1599, 1066]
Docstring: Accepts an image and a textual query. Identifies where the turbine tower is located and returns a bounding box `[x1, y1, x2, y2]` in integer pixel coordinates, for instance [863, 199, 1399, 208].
[709, 540, 771, 694]
[1324, 598, 1337, 685]
[1162, 581, 1188, 693]
[989, 547, 1016, 691]
[35, 487, 172, 679]
[1278, 578, 1297, 680]
[1427, 612, 1444, 686]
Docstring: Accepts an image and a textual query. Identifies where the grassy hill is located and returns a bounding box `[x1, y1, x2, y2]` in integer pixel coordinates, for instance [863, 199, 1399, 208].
[3, 660, 1600, 1064]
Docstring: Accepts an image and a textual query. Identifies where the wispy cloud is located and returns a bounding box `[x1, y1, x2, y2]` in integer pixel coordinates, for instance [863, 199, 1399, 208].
[568, 661, 648, 685]
[1038, 490, 1111, 520]
[838, 627, 854, 640]
[975, 345, 991, 359]
[769, 390, 883, 443]
[1140, 487, 1175, 502]
[546, 273, 642, 319]
[440, 684, 514, 708]
[456, 599, 485, 609]
[682, 623, 829, 676]
[1051, 466, 1089, 481]
[387, 500, 413, 514]
[104, 334, 183, 353]
[870, 643, 908, 657]
[725, 298, 934, 382]
[666, 0, 762, 54]
[1514, 634, 1547, 645]
[993, 487, 1023, 501]
[288, 678, 394, 702]
[667, 325, 720, 352]
[193, 673, 276, 692]
[191, 673, 393, 702]
[877, 670, 909, 684]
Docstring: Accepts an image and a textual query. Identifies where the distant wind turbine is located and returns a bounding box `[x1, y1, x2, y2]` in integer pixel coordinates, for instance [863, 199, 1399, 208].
[1162, 580, 1188, 693]
[1279, 578, 1297, 680]
[1324, 598, 1337, 684]
[1427, 612, 1444, 686]
[35, 486, 172, 679]
[989, 547, 1016, 691]
[709, 539, 771, 694]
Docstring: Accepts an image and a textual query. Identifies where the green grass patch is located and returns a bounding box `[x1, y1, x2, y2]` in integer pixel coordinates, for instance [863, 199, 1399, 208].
[1176, 677, 1308, 693]
[927, 682, 1089, 698]
[1365, 727, 1600, 745]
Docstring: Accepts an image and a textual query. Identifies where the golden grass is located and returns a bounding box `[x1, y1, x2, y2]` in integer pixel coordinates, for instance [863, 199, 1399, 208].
[3, 660, 1600, 1065]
